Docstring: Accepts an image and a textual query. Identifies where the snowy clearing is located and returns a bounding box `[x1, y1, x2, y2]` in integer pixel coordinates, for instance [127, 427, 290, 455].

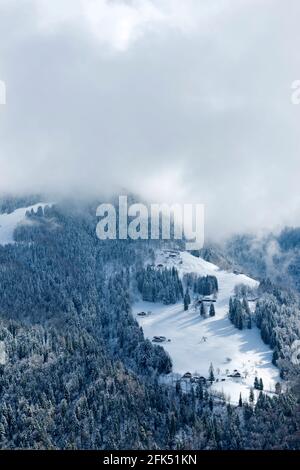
[0, 203, 50, 245]
[133, 250, 281, 404]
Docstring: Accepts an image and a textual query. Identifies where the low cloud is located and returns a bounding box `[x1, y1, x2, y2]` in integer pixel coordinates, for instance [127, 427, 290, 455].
[0, 0, 300, 238]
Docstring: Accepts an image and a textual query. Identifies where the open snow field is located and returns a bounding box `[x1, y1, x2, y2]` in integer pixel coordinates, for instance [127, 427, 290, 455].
[0, 203, 50, 246]
[133, 250, 281, 403]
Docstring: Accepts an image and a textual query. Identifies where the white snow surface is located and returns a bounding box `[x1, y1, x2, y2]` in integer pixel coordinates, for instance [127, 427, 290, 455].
[133, 250, 281, 403]
[0, 203, 50, 246]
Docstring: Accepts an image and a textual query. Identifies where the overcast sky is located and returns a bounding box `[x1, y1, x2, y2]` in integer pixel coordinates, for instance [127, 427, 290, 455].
[0, 0, 299, 237]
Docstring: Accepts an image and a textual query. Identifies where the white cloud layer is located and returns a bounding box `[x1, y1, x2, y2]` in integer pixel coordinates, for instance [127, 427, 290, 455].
[0, 0, 300, 237]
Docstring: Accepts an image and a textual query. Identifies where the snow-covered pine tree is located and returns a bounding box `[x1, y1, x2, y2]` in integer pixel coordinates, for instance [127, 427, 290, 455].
[209, 303, 215, 317]
[209, 363, 215, 384]
[183, 289, 191, 311]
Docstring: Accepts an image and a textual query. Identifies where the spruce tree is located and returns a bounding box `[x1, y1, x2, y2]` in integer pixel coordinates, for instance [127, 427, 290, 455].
[242, 297, 251, 315]
[196, 382, 204, 400]
[183, 289, 191, 311]
[200, 302, 206, 317]
[209, 363, 215, 384]
[237, 312, 243, 330]
[209, 303, 215, 317]
[238, 393, 243, 407]
[272, 349, 279, 365]
[236, 300, 243, 329]
[229, 297, 234, 321]
[169, 414, 176, 438]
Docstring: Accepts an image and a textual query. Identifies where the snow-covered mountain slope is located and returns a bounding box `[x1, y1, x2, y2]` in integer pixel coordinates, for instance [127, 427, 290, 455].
[133, 250, 281, 403]
[0, 203, 50, 245]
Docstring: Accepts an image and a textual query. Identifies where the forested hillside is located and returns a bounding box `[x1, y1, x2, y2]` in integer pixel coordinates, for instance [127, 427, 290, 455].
[0, 200, 299, 449]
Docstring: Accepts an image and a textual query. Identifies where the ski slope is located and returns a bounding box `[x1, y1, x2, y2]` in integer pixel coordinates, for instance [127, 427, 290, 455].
[133, 250, 281, 403]
[0, 203, 50, 245]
